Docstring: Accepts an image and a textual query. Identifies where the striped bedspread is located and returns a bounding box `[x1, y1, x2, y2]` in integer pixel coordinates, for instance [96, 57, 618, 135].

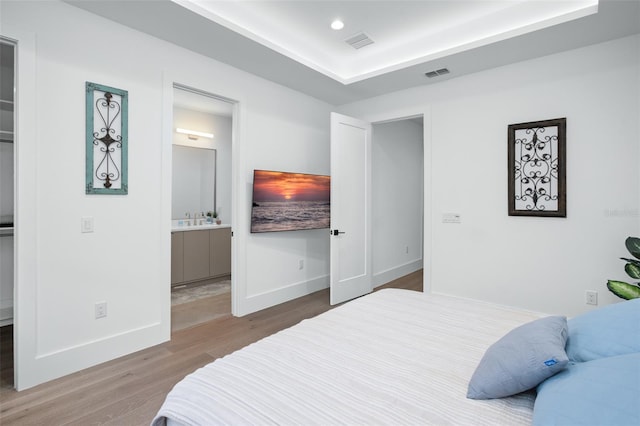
[152, 289, 545, 425]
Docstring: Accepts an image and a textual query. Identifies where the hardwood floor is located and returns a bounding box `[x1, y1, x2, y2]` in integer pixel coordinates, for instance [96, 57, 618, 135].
[172, 288, 231, 332]
[0, 270, 422, 425]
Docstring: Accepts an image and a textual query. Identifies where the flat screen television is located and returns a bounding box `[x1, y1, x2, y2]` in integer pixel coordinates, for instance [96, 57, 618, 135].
[251, 169, 330, 233]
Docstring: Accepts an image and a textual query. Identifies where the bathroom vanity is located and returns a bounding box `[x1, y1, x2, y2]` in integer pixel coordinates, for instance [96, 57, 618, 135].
[171, 224, 231, 286]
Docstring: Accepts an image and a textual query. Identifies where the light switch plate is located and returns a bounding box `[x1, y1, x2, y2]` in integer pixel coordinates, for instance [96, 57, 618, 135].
[442, 213, 461, 224]
[81, 216, 94, 233]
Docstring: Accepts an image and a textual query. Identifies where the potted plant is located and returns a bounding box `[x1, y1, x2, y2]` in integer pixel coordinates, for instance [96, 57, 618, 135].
[607, 236, 640, 300]
[213, 210, 221, 225]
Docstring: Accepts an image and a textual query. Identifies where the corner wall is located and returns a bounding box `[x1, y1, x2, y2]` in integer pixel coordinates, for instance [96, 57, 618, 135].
[2, 0, 331, 389]
[339, 35, 640, 317]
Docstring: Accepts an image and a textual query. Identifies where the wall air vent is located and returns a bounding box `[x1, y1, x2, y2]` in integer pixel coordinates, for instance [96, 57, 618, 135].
[345, 32, 374, 50]
[425, 68, 450, 78]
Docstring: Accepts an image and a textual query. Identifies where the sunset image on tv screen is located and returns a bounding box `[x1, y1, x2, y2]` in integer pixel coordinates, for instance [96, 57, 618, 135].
[251, 170, 330, 233]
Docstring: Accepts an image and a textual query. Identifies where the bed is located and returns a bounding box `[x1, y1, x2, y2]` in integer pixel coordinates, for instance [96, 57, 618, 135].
[152, 289, 640, 426]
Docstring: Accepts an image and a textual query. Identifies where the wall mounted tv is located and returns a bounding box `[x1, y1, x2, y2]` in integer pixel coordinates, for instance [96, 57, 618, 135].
[251, 169, 330, 233]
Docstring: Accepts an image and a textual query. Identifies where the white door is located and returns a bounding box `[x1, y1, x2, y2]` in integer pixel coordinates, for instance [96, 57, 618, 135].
[330, 112, 372, 305]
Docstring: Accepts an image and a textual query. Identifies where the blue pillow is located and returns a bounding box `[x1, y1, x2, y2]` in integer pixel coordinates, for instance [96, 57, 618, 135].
[533, 353, 640, 426]
[565, 298, 640, 362]
[467, 316, 568, 400]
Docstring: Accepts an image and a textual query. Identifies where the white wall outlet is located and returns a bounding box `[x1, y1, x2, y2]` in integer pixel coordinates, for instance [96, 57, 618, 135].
[585, 290, 598, 306]
[298, 259, 304, 270]
[81, 216, 94, 233]
[95, 301, 107, 319]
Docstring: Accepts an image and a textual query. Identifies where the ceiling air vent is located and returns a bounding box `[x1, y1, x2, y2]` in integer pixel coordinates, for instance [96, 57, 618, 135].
[345, 32, 374, 50]
[425, 68, 450, 78]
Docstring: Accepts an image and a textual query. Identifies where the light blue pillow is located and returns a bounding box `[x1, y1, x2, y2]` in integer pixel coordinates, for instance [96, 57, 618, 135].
[467, 316, 568, 400]
[533, 353, 640, 426]
[565, 298, 640, 362]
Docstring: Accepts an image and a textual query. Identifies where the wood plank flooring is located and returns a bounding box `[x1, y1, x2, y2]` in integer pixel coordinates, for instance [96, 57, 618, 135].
[172, 290, 231, 332]
[0, 270, 422, 425]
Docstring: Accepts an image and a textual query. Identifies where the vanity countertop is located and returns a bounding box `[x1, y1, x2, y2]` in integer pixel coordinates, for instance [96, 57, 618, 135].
[171, 222, 231, 232]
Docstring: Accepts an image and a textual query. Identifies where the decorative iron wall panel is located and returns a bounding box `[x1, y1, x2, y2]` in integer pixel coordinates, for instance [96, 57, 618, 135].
[508, 118, 566, 217]
[85, 82, 128, 195]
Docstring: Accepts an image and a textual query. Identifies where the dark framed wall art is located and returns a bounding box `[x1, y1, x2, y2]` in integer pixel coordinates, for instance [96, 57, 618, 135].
[508, 118, 566, 217]
[86, 81, 128, 195]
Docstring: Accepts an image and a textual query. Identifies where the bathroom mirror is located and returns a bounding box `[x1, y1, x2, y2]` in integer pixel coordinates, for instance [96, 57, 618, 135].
[171, 145, 216, 219]
[172, 84, 233, 222]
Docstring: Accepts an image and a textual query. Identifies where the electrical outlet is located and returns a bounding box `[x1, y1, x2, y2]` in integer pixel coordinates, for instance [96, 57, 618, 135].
[95, 301, 107, 319]
[585, 291, 598, 306]
[405, 246, 409, 254]
[298, 259, 304, 270]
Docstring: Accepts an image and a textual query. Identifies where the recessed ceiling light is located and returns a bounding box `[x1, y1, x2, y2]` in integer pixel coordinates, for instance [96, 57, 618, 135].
[331, 19, 344, 30]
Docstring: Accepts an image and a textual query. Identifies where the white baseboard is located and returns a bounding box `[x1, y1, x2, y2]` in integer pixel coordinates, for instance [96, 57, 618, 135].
[16, 321, 167, 391]
[373, 259, 423, 288]
[239, 275, 329, 316]
[238, 261, 423, 316]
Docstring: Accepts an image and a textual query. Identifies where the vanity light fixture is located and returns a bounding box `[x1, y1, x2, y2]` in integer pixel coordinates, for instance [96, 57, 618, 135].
[176, 128, 214, 140]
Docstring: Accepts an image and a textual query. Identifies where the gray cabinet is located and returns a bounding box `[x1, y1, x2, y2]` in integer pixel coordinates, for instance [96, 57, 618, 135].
[183, 229, 211, 282]
[210, 228, 231, 277]
[170, 232, 184, 285]
[171, 228, 231, 286]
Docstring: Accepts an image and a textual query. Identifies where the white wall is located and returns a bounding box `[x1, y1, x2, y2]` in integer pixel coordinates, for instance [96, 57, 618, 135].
[2, 0, 331, 389]
[372, 119, 423, 286]
[340, 35, 640, 318]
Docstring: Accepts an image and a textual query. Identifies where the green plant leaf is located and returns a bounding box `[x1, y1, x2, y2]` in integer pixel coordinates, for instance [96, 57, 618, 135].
[625, 262, 640, 279]
[607, 280, 640, 300]
[620, 257, 640, 267]
[625, 237, 640, 260]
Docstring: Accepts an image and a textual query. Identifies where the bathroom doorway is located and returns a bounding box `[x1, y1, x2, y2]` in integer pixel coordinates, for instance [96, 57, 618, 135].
[170, 84, 235, 332]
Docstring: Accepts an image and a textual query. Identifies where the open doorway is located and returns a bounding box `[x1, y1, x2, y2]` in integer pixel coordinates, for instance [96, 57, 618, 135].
[328, 112, 425, 305]
[371, 116, 424, 288]
[0, 37, 16, 390]
[170, 84, 235, 332]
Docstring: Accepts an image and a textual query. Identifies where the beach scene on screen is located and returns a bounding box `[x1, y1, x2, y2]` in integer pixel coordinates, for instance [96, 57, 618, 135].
[251, 170, 330, 233]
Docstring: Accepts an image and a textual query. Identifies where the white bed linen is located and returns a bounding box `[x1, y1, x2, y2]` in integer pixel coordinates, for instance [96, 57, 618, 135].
[152, 289, 545, 426]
